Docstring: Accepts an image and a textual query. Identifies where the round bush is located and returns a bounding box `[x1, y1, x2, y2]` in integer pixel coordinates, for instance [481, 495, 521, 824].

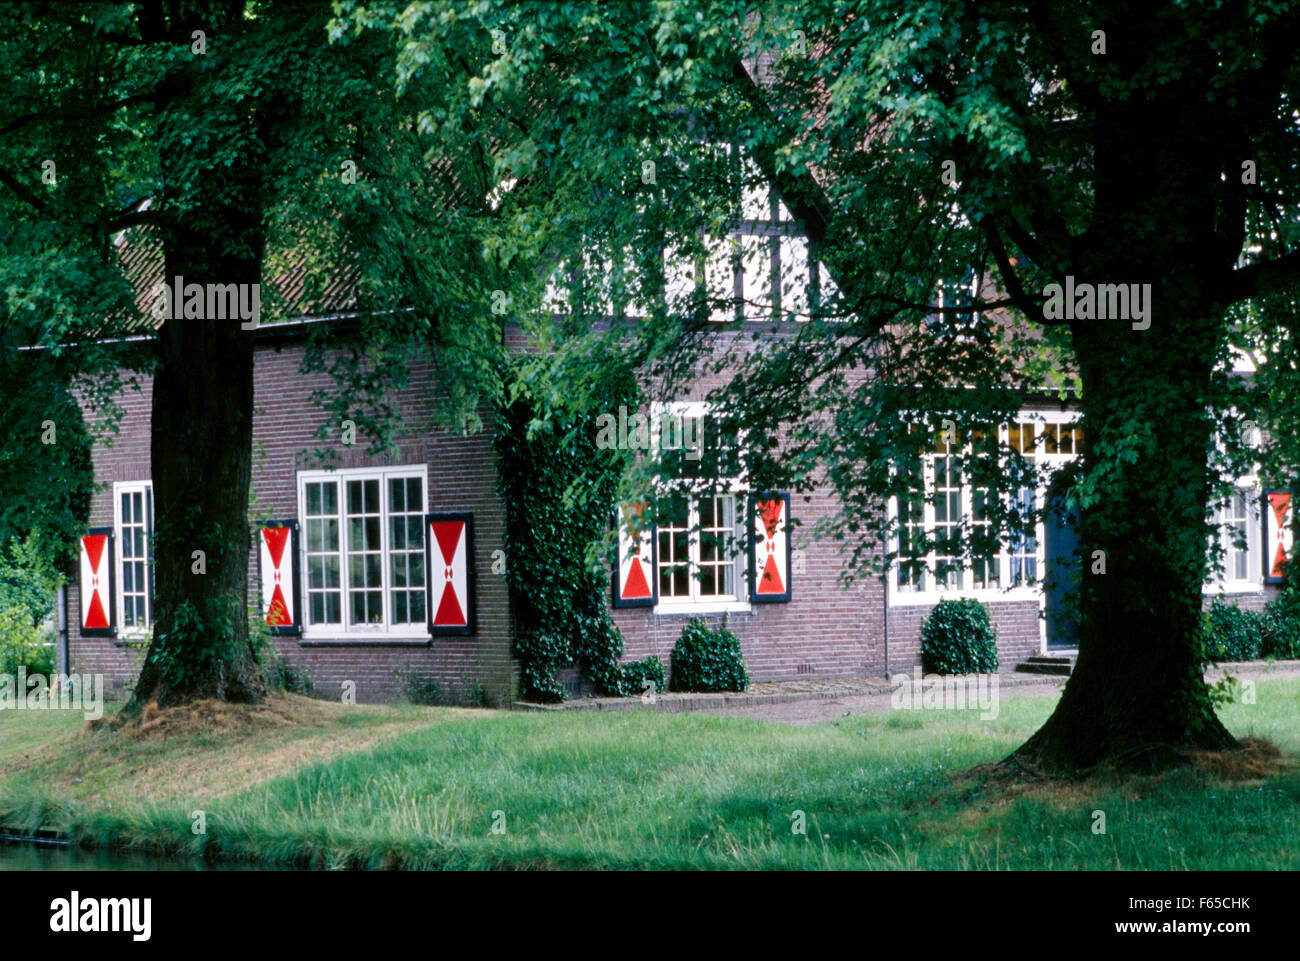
[921, 598, 999, 675]
[1203, 599, 1263, 662]
[620, 655, 667, 697]
[669, 618, 749, 693]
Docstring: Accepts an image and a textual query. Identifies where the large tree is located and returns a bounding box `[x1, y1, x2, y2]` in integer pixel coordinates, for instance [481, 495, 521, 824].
[363, 0, 1300, 772]
[2, 1, 510, 706]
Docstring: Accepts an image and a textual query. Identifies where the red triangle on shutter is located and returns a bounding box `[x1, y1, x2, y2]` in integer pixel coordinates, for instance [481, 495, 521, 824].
[621, 557, 652, 599]
[84, 534, 106, 573]
[758, 552, 784, 594]
[263, 526, 290, 568]
[434, 583, 466, 626]
[433, 521, 463, 564]
[1270, 492, 1290, 525]
[760, 499, 783, 539]
[1274, 543, 1288, 579]
[267, 584, 290, 626]
[85, 589, 109, 629]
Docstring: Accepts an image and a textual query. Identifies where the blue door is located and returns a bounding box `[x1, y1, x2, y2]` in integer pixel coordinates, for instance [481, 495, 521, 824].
[1044, 476, 1080, 649]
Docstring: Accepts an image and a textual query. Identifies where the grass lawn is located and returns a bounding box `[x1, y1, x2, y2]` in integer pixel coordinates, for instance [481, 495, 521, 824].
[1, 679, 1298, 869]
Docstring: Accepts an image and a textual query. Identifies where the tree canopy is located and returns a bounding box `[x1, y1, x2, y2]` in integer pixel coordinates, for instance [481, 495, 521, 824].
[350, 0, 1300, 770]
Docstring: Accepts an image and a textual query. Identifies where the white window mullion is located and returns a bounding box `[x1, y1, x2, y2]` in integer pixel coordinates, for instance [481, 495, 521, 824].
[379, 480, 392, 632]
[924, 457, 937, 589]
[961, 468, 973, 591]
[688, 502, 701, 604]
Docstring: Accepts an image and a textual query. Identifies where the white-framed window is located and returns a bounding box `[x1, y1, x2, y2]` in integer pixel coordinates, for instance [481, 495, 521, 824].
[651, 402, 749, 613]
[889, 413, 1080, 604]
[113, 481, 153, 635]
[1207, 486, 1261, 593]
[545, 145, 841, 323]
[297, 466, 429, 637]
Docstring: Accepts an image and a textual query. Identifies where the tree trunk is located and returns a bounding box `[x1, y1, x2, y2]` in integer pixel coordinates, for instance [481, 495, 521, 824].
[127, 15, 268, 708]
[1010, 5, 1248, 772]
[1012, 356, 1238, 773]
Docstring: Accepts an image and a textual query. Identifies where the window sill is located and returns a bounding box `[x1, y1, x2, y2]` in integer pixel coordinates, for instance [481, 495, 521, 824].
[1203, 582, 1263, 597]
[652, 600, 752, 616]
[298, 633, 432, 646]
[890, 588, 1040, 607]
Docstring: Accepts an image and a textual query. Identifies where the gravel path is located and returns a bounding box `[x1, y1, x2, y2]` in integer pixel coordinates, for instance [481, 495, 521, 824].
[698, 661, 1300, 727]
[699, 678, 1066, 725]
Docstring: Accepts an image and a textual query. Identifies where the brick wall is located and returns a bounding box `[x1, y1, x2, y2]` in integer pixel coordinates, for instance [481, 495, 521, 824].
[69, 340, 517, 706]
[74, 327, 1249, 702]
[602, 335, 1046, 683]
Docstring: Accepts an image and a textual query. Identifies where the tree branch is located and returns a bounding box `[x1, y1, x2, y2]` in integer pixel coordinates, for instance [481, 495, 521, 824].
[0, 92, 157, 137]
[103, 207, 164, 233]
[1222, 247, 1300, 303]
[0, 166, 47, 211]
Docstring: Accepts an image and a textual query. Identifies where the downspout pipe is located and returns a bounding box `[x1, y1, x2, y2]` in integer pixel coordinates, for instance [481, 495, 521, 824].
[882, 534, 891, 682]
[57, 584, 69, 677]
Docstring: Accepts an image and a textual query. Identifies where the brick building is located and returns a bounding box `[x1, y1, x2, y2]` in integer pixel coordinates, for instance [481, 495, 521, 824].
[63, 181, 1287, 705]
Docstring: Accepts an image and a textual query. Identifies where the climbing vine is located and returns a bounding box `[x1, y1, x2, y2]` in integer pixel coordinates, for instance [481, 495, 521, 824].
[495, 364, 640, 702]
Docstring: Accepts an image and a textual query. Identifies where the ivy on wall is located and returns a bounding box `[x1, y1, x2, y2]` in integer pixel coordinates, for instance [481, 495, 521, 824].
[495, 365, 641, 702]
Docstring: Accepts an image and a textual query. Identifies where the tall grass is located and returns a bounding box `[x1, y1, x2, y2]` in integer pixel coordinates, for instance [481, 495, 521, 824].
[2, 680, 1298, 869]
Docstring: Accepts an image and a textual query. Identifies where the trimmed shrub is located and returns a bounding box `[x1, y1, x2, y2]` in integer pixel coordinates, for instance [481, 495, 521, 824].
[669, 618, 748, 693]
[1262, 592, 1300, 659]
[1202, 599, 1263, 662]
[620, 655, 666, 698]
[515, 629, 571, 703]
[921, 598, 999, 675]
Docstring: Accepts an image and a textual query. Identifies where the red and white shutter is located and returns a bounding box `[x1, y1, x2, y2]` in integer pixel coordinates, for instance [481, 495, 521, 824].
[259, 521, 301, 635]
[751, 492, 792, 602]
[1264, 490, 1293, 584]
[613, 501, 657, 607]
[79, 528, 115, 636]
[427, 513, 473, 634]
